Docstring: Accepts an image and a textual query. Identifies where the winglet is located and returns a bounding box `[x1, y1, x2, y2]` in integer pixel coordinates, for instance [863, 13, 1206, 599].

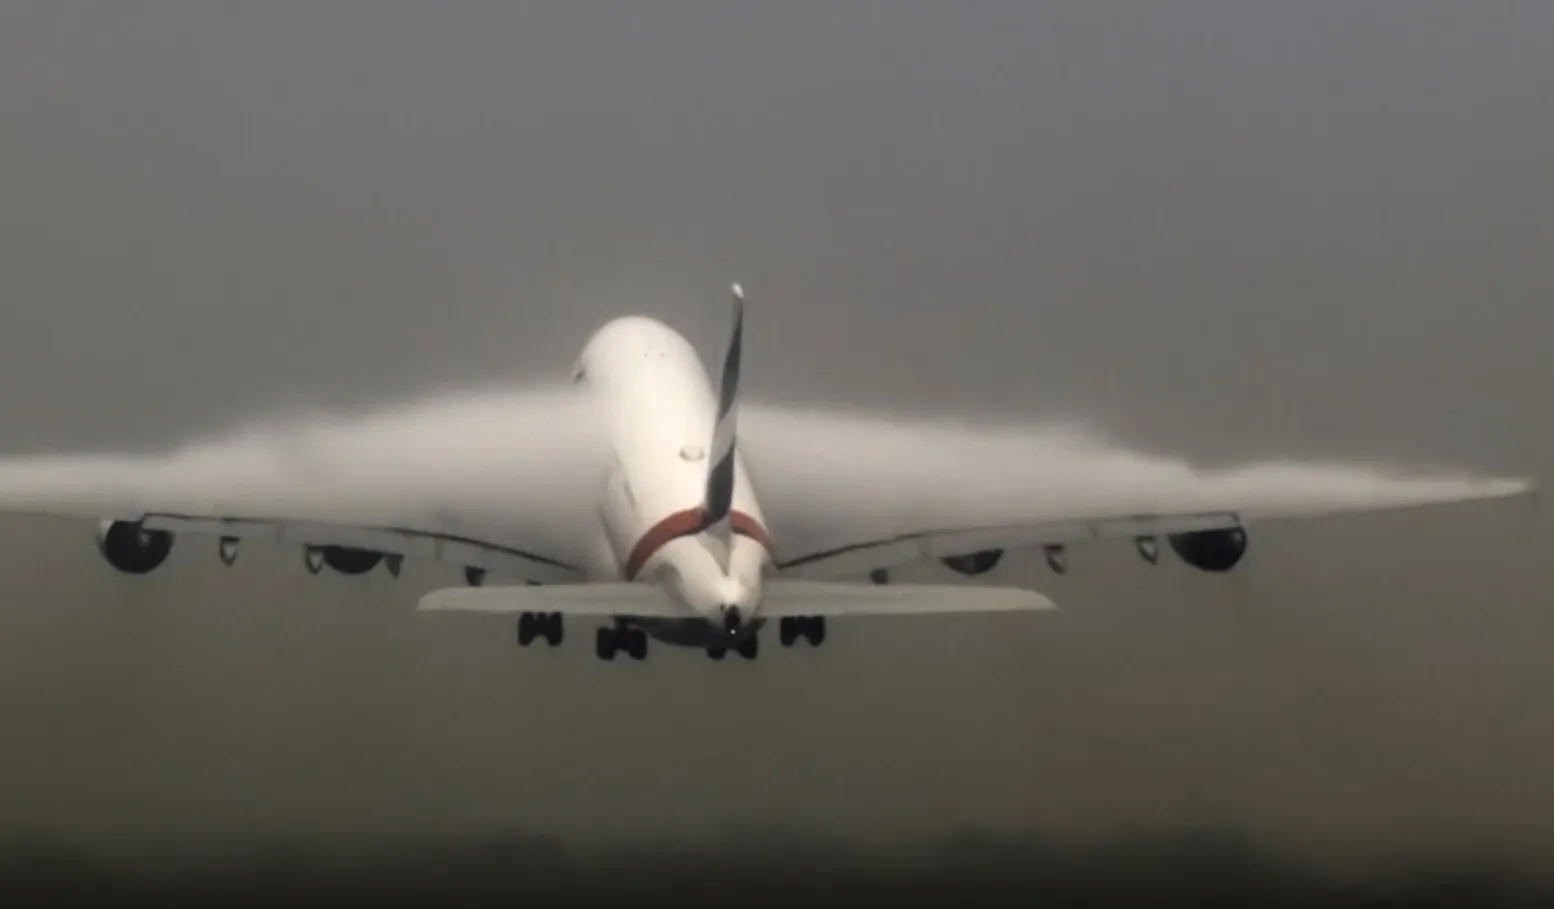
[699, 284, 744, 569]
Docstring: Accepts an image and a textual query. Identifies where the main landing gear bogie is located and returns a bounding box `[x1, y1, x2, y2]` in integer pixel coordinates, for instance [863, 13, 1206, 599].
[516, 612, 564, 647]
[596, 624, 648, 661]
[778, 616, 826, 648]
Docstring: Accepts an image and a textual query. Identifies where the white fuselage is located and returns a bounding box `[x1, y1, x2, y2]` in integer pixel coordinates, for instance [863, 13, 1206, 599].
[571, 316, 773, 643]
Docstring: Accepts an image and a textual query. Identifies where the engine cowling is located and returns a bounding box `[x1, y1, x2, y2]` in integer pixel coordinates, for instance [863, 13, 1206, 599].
[941, 549, 1004, 577]
[96, 519, 174, 574]
[319, 545, 384, 575]
[1167, 527, 1248, 573]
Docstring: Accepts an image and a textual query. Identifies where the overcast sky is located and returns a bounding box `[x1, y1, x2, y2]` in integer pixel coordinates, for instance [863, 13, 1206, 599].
[0, 0, 1548, 472]
[1, 0, 1552, 875]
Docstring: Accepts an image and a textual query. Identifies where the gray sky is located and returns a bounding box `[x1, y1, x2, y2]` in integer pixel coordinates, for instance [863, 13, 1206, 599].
[1, 0, 1552, 878]
[1, 1, 1548, 467]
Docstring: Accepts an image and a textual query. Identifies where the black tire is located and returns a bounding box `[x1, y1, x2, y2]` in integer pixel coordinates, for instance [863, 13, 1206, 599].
[804, 617, 827, 647]
[778, 617, 798, 647]
[595, 627, 616, 661]
[543, 613, 564, 646]
[517, 612, 536, 647]
[707, 646, 727, 661]
[464, 566, 487, 587]
[736, 636, 759, 660]
[626, 630, 647, 661]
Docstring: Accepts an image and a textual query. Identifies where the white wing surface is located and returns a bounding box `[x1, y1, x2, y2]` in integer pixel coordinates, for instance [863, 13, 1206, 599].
[0, 386, 613, 581]
[738, 404, 1535, 579]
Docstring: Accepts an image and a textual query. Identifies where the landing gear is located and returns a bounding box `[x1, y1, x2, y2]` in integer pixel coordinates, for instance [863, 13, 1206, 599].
[516, 612, 563, 647]
[870, 568, 890, 585]
[464, 566, 487, 587]
[709, 634, 760, 660]
[595, 624, 647, 661]
[778, 616, 826, 647]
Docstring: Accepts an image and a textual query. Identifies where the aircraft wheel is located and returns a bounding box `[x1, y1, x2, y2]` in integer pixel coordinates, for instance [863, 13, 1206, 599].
[595, 627, 617, 661]
[517, 612, 537, 647]
[707, 646, 727, 661]
[542, 613, 564, 646]
[464, 566, 486, 587]
[625, 629, 647, 661]
[803, 617, 827, 647]
[779, 617, 825, 647]
[736, 635, 759, 660]
[778, 617, 799, 647]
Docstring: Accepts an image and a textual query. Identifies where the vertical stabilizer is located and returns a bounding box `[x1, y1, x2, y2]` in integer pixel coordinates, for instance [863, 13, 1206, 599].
[699, 283, 744, 569]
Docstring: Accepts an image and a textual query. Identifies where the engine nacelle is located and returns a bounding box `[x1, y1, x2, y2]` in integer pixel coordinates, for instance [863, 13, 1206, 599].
[96, 519, 174, 574]
[941, 548, 1004, 577]
[1167, 527, 1248, 573]
[316, 545, 384, 575]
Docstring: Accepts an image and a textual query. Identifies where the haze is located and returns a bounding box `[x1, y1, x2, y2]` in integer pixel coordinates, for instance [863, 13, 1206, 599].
[0, 0, 1551, 886]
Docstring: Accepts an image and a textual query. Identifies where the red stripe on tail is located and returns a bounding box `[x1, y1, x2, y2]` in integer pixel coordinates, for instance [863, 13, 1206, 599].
[623, 507, 773, 580]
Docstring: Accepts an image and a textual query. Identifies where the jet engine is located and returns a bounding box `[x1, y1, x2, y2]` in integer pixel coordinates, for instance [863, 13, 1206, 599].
[96, 519, 174, 574]
[941, 549, 1004, 576]
[1167, 527, 1249, 573]
[305, 545, 384, 575]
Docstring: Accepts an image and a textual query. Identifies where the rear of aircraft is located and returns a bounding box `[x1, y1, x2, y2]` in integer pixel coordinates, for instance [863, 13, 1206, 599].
[414, 284, 1057, 644]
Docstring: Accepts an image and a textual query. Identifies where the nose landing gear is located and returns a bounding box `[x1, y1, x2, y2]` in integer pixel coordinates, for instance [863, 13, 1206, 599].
[708, 634, 760, 661]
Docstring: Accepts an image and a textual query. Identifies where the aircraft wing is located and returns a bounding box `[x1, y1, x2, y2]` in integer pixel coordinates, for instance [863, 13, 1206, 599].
[133, 512, 586, 582]
[738, 404, 1535, 579]
[0, 386, 611, 582]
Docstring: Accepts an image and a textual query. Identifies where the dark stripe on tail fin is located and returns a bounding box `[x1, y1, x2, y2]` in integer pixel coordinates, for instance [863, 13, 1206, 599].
[700, 284, 743, 533]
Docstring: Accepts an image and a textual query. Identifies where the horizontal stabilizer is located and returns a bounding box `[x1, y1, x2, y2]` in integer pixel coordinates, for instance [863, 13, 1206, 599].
[417, 583, 687, 617]
[759, 579, 1056, 617]
[416, 580, 1055, 619]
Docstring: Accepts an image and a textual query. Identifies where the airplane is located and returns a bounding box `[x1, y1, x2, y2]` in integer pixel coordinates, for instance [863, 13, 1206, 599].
[0, 285, 1535, 662]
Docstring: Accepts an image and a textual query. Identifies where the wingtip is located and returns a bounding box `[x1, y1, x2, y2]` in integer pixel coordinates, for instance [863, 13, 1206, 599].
[1519, 479, 1542, 512]
[1479, 477, 1540, 516]
[1027, 589, 1060, 612]
[1444, 476, 1539, 510]
[1498, 477, 1538, 499]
